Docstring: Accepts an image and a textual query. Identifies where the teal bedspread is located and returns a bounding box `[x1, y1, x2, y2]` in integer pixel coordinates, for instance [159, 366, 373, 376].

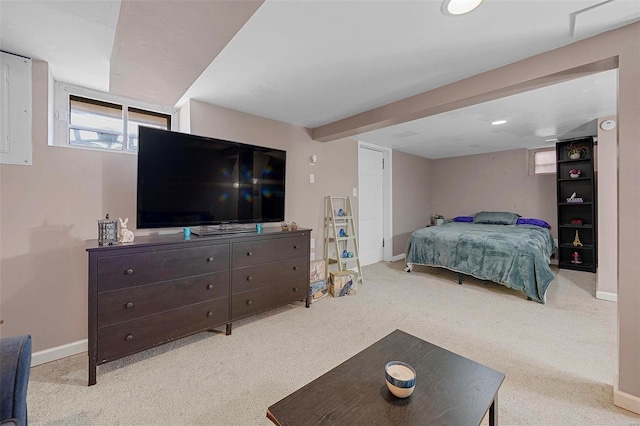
[405, 222, 555, 303]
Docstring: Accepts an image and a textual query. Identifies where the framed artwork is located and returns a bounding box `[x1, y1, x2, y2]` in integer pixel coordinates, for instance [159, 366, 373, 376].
[310, 260, 326, 283]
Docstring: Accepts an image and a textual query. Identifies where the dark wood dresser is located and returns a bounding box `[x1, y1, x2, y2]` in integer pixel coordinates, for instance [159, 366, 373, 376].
[87, 228, 310, 385]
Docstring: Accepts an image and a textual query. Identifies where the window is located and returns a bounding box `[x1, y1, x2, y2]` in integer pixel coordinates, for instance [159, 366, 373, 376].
[127, 107, 172, 151]
[69, 96, 124, 151]
[55, 82, 176, 153]
[530, 148, 556, 175]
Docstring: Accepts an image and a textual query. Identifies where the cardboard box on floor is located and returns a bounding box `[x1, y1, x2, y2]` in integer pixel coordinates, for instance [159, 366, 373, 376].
[329, 270, 358, 297]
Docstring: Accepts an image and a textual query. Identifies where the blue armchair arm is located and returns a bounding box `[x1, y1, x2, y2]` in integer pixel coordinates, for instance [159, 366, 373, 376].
[0, 335, 32, 426]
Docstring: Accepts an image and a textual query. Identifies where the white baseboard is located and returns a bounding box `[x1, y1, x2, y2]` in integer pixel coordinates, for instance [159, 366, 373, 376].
[390, 253, 405, 262]
[596, 291, 617, 302]
[31, 339, 87, 367]
[614, 375, 640, 415]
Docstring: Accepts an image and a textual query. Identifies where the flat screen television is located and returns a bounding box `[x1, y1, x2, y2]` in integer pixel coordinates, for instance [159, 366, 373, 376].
[137, 127, 286, 230]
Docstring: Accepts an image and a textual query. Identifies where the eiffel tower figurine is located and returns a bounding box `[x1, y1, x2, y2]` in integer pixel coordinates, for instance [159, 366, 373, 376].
[572, 230, 583, 247]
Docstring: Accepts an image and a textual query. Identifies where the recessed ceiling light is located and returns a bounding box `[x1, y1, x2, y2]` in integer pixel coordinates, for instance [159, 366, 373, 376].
[545, 138, 558, 142]
[442, 0, 484, 16]
[491, 120, 507, 125]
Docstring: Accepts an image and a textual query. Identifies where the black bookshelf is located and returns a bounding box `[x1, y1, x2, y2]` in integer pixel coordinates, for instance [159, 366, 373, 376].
[555, 137, 597, 272]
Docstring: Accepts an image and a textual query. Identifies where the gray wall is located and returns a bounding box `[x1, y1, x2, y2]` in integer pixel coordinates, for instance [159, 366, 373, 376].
[392, 151, 433, 256]
[0, 68, 358, 352]
[431, 149, 557, 237]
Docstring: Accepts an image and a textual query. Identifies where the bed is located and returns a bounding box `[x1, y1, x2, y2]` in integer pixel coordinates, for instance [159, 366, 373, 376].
[405, 212, 555, 303]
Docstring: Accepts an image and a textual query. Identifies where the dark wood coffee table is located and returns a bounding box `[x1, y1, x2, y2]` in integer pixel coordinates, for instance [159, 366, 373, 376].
[267, 329, 505, 425]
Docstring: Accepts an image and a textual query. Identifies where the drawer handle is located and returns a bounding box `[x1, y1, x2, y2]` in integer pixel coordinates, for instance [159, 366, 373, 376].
[293, 245, 299, 249]
[293, 266, 297, 271]
[293, 287, 298, 292]
[247, 251, 253, 256]
[207, 311, 214, 317]
[207, 257, 214, 262]
[126, 334, 133, 341]
[246, 276, 252, 281]
[247, 300, 253, 306]
[126, 268, 134, 275]
[125, 302, 134, 309]
[207, 284, 214, 290]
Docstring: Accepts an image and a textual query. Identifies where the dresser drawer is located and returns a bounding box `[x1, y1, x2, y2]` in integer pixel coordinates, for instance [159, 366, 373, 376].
[232, 257, 307, 294]
[97, 298, 228, 362]
[97, 245, 229, 292]
[98, 272, 229, 328]
[232, 235, 308, 268]
[231, 280, 307, 320]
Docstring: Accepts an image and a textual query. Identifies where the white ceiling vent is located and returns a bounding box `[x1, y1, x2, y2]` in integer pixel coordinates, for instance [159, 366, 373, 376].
[570, 0, 640, 38]
[393, 131, 419, 138]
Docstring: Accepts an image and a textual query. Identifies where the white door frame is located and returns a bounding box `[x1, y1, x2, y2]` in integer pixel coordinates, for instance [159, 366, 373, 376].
[358, 141, 392, 262]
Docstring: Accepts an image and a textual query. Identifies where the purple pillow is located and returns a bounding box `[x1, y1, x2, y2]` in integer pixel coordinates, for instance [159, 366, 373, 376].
[517, 218, 551, 228]
[452, 216, 474, 223]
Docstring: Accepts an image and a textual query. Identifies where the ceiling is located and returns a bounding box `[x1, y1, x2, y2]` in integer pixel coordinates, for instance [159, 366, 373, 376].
[1, 0, 638, 159]
[358, 69, 617, 158]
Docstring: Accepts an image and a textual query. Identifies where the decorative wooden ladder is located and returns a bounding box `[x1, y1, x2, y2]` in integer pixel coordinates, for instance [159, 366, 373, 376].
[324, 196, 363, 283]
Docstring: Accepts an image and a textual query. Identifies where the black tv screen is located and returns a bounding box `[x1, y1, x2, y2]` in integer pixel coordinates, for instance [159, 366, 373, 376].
[137, 127, 286, 229]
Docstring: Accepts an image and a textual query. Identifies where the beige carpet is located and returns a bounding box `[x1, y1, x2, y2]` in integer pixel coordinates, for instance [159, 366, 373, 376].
[28, 261, 639, 425]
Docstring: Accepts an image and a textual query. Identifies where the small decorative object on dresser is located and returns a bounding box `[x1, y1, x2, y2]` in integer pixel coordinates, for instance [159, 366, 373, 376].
[281, 222, 289, 231]
[291, 222, 298, 231]
[118, 218, 134, 243]
[97, 214, 118, 246]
